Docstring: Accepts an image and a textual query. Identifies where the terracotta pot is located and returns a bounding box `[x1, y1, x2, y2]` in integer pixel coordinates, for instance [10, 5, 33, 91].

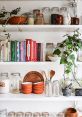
[65, 108, 78, 117]
[7, 16, 27, 24]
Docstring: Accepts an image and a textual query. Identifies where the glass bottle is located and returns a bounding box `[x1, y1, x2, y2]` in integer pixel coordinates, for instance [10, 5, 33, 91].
[0, 109, 7, 117]
[42, 7, 50, 24]
[52, 80, 60, 97]
[0, 73, 9, 93]
[10, 73, 21, 94]
[60, 7, 71, 25]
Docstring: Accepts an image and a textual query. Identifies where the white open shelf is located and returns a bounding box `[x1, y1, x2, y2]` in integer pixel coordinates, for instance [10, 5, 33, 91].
[0, 93, 82, 101]
[0, 25, 82, 32]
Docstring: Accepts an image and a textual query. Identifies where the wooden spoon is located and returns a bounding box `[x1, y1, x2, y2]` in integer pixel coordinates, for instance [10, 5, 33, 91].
[50, 70, 55, 80]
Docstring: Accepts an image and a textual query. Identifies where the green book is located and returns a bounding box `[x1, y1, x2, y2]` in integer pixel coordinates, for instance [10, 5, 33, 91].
[11, 41, 15, 61]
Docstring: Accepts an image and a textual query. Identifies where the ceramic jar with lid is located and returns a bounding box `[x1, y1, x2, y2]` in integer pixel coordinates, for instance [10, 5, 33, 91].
[42, 7, 50, 24]
[10, 73, 21, 94]
[0, 73, 9, 93]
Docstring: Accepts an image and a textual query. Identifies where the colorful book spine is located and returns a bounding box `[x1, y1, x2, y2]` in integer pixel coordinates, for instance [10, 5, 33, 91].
[20, 41, 25, 62]
[37, 43, 43, 61]
[34, 41, 37, 61]
[26, 39, 31, 61]
[11, 41, 15, 61]
[30, 40, 34, 61]
[7, 41, 11, 62]
[16, 41, 20, 62]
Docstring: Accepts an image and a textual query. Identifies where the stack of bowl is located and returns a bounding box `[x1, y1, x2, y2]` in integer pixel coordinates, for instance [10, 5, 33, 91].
[32, 82, 44, 94]
[21, 82, 32, 94]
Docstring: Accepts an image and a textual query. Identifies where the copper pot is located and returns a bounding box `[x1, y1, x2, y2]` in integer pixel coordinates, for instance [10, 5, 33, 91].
[7, 16, 27, 24]
[65, 108, 78, 117]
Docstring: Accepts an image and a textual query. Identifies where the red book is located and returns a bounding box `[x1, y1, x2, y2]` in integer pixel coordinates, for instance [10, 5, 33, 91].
[30, 40, 34, 61]
[33, 41, 37, 61]
[26, 39, 31, 61]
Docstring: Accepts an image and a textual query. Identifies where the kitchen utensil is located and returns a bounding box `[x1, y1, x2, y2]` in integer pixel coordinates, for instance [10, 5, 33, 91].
[23, 71, 44, 83]
[50, 70, 55, 80]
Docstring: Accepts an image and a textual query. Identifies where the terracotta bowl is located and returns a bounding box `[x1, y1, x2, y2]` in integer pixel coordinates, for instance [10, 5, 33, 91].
[7, 16, 27, 24]
[65, 108, 78, 117]
[0, 19, 6, 24]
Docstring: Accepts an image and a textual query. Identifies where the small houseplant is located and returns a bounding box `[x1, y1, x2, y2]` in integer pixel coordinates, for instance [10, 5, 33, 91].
[53, 29, 82, 78]
[53, 29, 82, 96]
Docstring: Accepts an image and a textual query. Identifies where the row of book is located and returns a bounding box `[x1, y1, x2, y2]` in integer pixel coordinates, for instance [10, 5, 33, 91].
[0, 39, 43, 62]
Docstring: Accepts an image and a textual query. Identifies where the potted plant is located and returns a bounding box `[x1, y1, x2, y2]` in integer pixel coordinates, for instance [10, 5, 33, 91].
[53, 29, 82, 95]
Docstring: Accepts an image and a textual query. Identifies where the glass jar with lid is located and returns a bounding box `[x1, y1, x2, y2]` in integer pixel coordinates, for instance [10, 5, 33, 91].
[51, 7, 63, 25]
[0, 109, 7, 117]
[8, 112, 15, 117]
[34, 13, 44, 25]
[0, 73, 9, 93]
[10, 73, 21, 94]
[28, 13, 34, 25]
[16, 112, 24, 117]
[42, 7, 50, 24]
[60, 7, 71, 25]
[25, 112, 32, 117]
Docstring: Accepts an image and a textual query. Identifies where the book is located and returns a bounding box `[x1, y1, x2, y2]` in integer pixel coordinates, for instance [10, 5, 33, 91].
[11, 41, 15, 61]
[37, 43, 43, 61]
[26, 39, 31, 61]
[7, 41, 11, 62]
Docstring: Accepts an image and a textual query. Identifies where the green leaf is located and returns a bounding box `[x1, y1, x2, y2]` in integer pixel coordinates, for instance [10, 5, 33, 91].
[53, 49, 61, 55]
[69, 54, 75, 61]
[60, 56, 67, 64]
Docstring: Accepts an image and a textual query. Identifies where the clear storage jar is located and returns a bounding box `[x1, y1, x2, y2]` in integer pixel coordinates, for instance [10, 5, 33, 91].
[10, 73, 21, 94]
[52, 80, 60, 97]
[0, 109, 7, 117]
[28, 14, 34, 25]
[0, 73, 9, 93]
[60, 7, 71, 25]
[34, 13, 44, 25]
[16, 112, 24, 117]
[42, 7, 50, 24]
[8, 112, 15, 117]
[45, 80, 52, 97]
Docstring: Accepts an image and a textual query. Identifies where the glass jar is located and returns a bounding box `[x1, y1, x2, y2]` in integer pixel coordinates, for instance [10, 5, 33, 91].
[28, 14, 34, 25]
[42, 112, 49, 117]
[16, 112, 24, 117]
[42, 7, 50, 24]
[33, 9, 40, 23]
[45, 80, 52, 97]
[0, 109, 7, 117]
[34, 13, 44, 25]
[60, 7, 71, 25]
[33, 112, 41, 117]
[0, 73, 9, 93]
[52, 80, 60, 97]
[51, 7, 63, 25]
[10, 73, 21, 94]
[8, 112, 15, 117]
[25, 112, 32, 117]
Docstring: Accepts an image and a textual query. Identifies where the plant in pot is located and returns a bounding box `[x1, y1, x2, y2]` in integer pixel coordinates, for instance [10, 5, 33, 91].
[53, 29, 82, 96]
